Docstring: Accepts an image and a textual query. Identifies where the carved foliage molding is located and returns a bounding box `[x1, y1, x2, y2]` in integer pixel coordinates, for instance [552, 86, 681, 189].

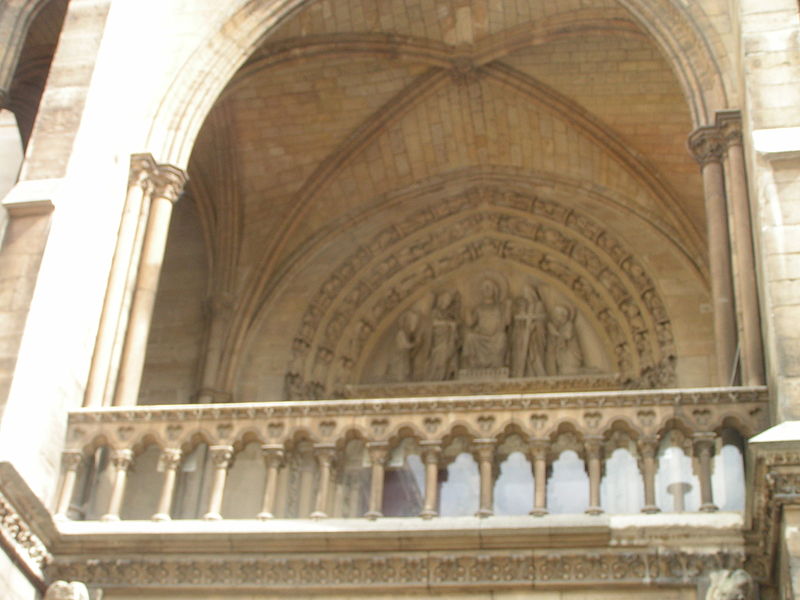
[47, 548, 748, 590]
[0, 489, 51, 579]
[286, 186, 677, 400]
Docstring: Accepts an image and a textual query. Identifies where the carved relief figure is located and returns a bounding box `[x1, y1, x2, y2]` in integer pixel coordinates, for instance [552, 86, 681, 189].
[510, 284, 547, 378]
[461, 278, 510, 369]
[546, 304, 584, 375]
[426, 290, 461, 381]
[705, 569, 754, 600]
[385, 311, 426, 382]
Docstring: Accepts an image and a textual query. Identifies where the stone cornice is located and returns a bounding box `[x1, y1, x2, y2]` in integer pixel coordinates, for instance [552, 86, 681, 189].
[68, 386, 768, 424]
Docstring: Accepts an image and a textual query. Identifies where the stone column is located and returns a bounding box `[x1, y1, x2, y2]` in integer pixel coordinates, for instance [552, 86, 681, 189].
[113, 161, 187, 406]
[84, 155, 154, 407]
[54, 451, 83, 520]
[420, 442, 442, 519]
[585, 437, 604, 515]
[152, 448, 182, 521]
[718, 111, 765, 386]
[258, 445, 284, 520]
[638, 437, 660, 514]
[693, 434, 718, 512]
[529, 439, 548, 516]
[689, 127, 737, 385]
[101, 449, 133, 521]
[474, 438, 495, 518]
[203, 445, 233, 520]
[365, 442, 389, 520]
[310, 445, 336, 518]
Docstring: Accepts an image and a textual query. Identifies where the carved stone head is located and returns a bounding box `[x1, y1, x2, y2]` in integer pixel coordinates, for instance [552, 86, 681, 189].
[705, 569, 754, 600]
[44, 581, 90, 600]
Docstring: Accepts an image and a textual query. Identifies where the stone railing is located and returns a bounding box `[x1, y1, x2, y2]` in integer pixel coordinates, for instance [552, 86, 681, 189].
[56, 387, 768, 522]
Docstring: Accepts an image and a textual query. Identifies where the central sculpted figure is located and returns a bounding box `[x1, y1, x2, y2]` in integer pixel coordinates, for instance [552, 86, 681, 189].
[461, 278, 510, 369]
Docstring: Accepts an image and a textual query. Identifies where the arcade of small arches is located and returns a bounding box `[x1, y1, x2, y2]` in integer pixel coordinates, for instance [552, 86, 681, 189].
[57, 388, 766, 523]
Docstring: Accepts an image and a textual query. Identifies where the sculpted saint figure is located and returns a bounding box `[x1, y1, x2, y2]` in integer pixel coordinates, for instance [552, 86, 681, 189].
[461, 278, 510, 369]
[385, 311, 425, 382]
[510, 284, 547, 378]
[545, 304, 584, 375]
[427, 290, 461, 381]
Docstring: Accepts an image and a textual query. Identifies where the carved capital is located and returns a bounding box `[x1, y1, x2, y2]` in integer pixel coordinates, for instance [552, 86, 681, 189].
[209, 445, 234, 469]
[715, 110, 744, 150]
[158, 448, 182, 471]
[584, 435, 604, 459]
[693, 433, 716, 457]
[366, 441, 390, 465]
[313, 444, 337, 466]
[473, 438, 496, 462]
[150, 163, 187, 203]
[420, 441, 442, 464]
[529, 439, 549, 461]
[61, 451, 83, 471]
[637, 437, 658, 460]
[261, 444, 285, 468]
[688, 127, 724, 166]
[127, 153, 187, 203]
[110, 449, 133, 471]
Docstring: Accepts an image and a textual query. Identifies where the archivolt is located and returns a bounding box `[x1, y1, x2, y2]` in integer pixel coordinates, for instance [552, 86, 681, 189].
[279, 186, 676, 399]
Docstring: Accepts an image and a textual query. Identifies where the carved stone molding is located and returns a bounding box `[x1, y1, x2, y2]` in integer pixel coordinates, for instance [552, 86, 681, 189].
[287, 186, 677, 399]
[46, 548, 749, 591]
[0, 489, 51, 581]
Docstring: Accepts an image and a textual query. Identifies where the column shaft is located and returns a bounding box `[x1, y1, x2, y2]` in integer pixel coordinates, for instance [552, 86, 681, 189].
[420, 442, 441, 519]
[475, 439, 495, 518]
[55, 451, 83, 519]
[311, 446, 335, 518]
[585, 438, 603, 515]
[720, 113, 765, 386]
[113, 164, 187, 406]
[152, 449, 182, 521]
[695, 435, 718, 512]
[530, 441, 548, 516]
[689, 128, 737, 385]
[639, 438, 660, 514]
[101, 449, 133, 521]
[366, 442, 388, 519]
[258, 446, 284, 520]
[203, 445, 233, 520]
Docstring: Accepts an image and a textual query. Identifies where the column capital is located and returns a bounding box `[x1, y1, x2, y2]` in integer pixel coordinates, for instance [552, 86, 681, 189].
[688, 126, 724, 166]
[420, 441, 442, 463]
[715, 110, 743, 150]
[208, 444, 234, 468]
[692, 432, 716, 454]
[313, 444, 337, 465]
[584, 435, 604, 457]
[528, 438, 549, 460]
[158, 448, 182, 470]
[261, 444, 285, 465]
[473, 438, 496, 461]
[61, 450, 83, 470]
[110, 448, 133, 470]
[366, 441, 390, 464]
[127, 153, 187, 203]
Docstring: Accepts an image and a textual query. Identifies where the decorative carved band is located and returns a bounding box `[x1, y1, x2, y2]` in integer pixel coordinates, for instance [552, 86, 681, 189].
[47, 548, 749, 590]
[0, 489, 51, 579]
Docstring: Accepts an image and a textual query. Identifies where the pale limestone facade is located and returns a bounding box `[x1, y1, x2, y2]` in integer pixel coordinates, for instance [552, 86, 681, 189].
[0, 0, 798, 599]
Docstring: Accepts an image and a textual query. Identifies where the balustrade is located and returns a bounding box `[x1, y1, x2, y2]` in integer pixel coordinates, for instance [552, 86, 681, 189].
[57, 387, 767, 522]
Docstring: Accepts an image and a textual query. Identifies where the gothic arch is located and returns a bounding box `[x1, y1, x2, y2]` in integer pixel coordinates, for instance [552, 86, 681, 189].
[270, 185, 677, 400]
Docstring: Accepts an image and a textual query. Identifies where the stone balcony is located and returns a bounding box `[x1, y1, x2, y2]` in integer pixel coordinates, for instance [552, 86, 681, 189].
[57, 386, 768, 524]
[32, 386, 783, 592]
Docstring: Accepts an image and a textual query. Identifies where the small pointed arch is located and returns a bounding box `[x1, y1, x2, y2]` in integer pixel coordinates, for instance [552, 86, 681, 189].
[494, 426, 534, 516]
